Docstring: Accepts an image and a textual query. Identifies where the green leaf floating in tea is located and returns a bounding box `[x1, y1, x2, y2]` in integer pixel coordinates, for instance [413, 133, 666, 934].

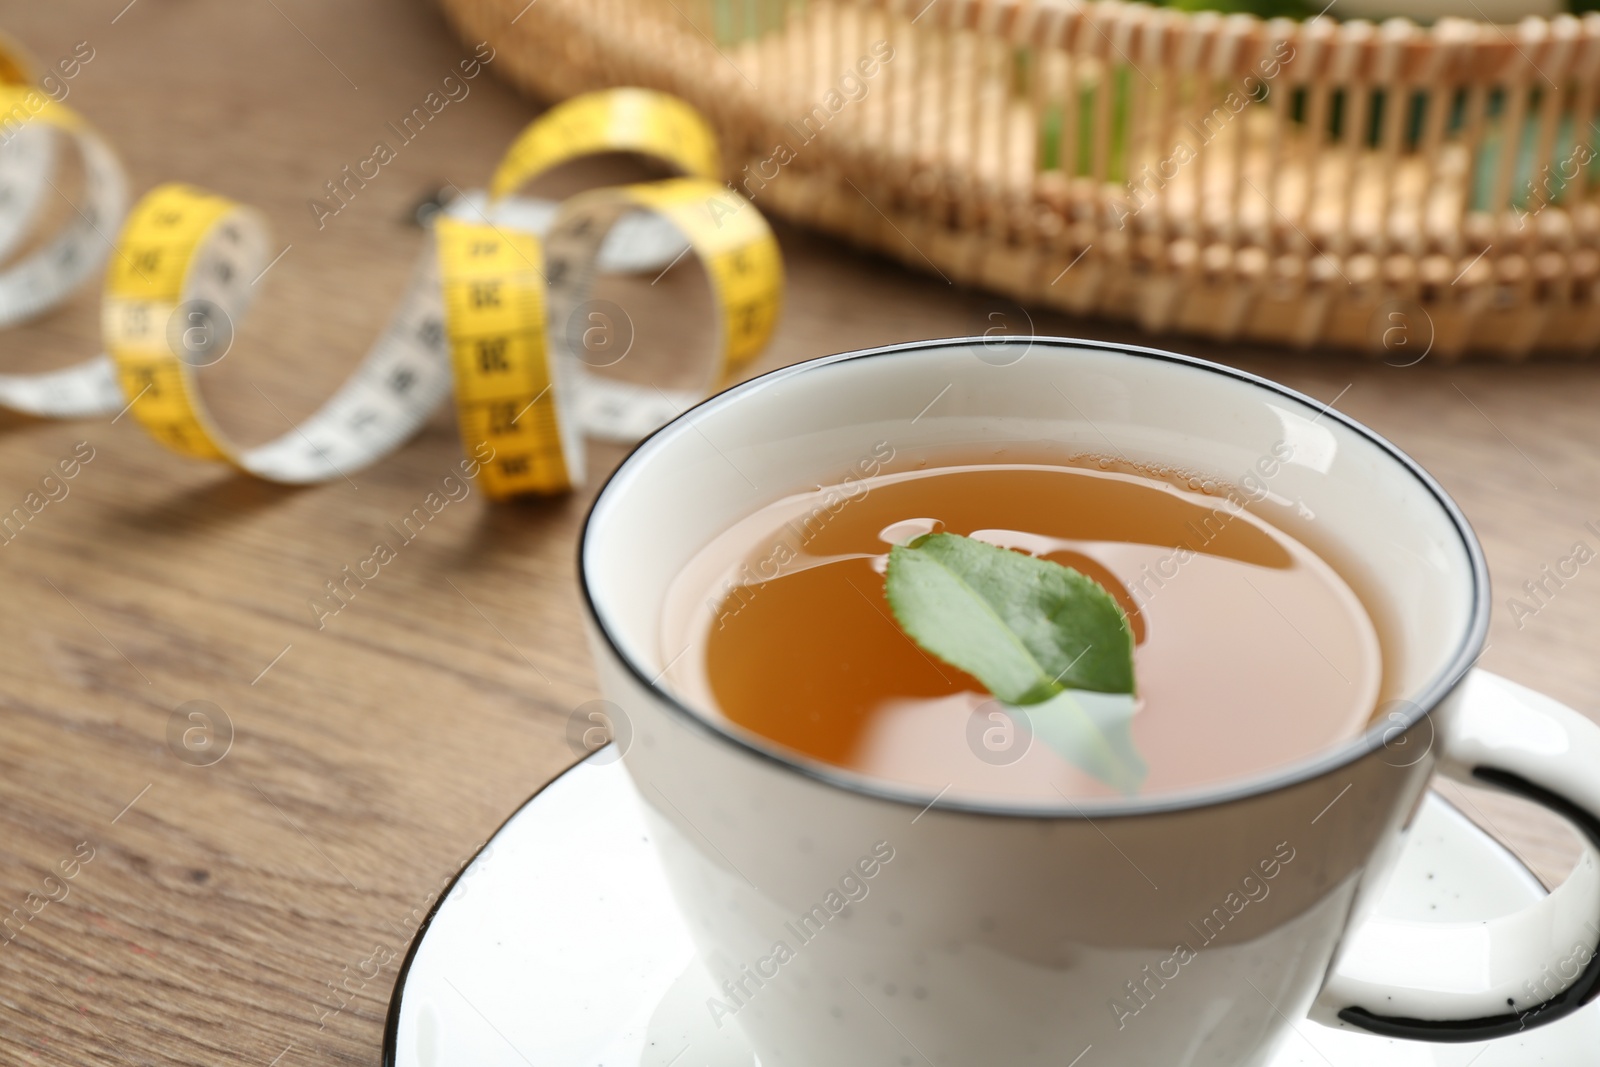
[884, 532, 1146, 794]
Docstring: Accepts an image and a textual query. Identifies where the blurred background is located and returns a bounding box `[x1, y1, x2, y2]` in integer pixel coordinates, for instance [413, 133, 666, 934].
[2, 2, 1599, 1064]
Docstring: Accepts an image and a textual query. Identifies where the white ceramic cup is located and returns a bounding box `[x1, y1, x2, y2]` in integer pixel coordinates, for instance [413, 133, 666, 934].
[580, 338, 1600, 1066]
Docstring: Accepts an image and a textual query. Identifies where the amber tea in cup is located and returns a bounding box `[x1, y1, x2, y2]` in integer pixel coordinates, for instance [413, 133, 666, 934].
[662, 451, 1384, 801]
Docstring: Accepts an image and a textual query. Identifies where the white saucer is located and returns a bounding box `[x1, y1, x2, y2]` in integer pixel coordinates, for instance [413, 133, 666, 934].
[383, 752, 1600, 1066]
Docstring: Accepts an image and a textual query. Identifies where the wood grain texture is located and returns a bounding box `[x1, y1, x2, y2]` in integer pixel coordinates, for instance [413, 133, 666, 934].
[0, 3, 1594, 1064]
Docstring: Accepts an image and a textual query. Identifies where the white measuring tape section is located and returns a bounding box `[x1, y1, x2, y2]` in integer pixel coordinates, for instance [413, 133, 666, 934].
[0, 36, 130, 418]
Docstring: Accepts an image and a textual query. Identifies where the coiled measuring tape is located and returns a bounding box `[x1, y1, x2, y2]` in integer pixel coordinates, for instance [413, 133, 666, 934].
[94, 87, 781, 495]
[438, 90, 783, 498]
[104, 184, 452, 481]
[0, 35, 130, 418]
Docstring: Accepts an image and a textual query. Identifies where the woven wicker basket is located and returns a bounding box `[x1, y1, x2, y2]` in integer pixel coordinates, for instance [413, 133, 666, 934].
[441, 0, 1600, 359]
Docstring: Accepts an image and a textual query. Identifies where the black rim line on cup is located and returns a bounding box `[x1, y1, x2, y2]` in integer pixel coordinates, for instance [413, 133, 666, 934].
[578, 335, 1493, 822]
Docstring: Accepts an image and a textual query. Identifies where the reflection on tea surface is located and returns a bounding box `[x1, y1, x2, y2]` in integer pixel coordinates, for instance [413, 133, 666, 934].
[663, 461, 1382, 801]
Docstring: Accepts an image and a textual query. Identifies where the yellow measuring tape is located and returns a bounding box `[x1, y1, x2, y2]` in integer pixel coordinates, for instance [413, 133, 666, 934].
[0, 58, 781, 495]
[436, 216, 574, 497]
[438, 89, 782, 498]
[92, 86, 781, 496]
[488, 88, 721, 199]
[105, 183, 453, 481]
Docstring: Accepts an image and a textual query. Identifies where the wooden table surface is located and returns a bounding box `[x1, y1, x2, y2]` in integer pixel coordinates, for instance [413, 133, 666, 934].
[1, 2, 1597, 1064]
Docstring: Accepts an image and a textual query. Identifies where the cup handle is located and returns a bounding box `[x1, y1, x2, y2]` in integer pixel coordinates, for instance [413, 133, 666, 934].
[1315, 669, 1600, 1041]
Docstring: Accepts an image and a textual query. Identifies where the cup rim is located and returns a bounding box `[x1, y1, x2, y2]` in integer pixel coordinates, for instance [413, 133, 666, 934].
[578, 336, 1491, 819]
